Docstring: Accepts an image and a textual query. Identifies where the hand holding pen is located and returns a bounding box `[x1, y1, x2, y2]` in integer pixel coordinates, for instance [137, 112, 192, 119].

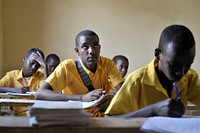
[167, 82, 185, 117]
[17, 79, 30, 94]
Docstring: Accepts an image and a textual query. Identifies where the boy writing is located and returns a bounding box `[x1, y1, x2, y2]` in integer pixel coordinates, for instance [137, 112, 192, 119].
[0, 48, 46, 116]
[105, 24, 199, 118]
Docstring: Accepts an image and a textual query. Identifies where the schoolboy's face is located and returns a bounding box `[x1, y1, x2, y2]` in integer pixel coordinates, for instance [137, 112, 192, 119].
[76, 35, 101, 71]
[23, 53, 41, 77]
[158, 42, 195, 82]
[116, 59, 129, 78]
[46, 59, 60, 74]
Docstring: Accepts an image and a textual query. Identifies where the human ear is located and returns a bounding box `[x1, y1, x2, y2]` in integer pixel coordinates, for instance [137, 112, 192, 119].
[154, 48, 161, 60]
[23, 56, 27, 62]
[74, 47, 78, 53]
[74, 47, 80, 56]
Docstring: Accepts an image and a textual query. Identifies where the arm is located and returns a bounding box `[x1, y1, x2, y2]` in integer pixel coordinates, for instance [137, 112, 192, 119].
[36, 82, 104, 101]
[115, 82, 123, 90]
[0, 86, 29, 93]
[105, 98, 185, 118]
[110, 82, 123, 95]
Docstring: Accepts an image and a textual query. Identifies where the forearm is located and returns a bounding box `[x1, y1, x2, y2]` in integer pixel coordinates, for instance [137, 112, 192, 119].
[36, 88, 82, 101]
[106, 104, 154, 118]
[0, 87, 19, 93]
[42, 64, 48, 79]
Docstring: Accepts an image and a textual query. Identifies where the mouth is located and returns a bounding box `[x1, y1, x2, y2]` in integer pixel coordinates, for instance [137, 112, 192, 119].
[121, 73, 126, 77]
[87, 56, 97, 62]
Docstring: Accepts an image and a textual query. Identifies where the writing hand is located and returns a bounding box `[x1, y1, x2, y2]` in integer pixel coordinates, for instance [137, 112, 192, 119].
[17, 86, 30, 94]
[81, 89, 104, 102]
[152, 98, 185, 117]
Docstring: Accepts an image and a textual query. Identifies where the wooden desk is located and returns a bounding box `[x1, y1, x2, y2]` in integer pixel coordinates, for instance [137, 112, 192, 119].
[0, 99, 35, 106]
[0, 93, 35, 115]
[0, 116, 147, 133]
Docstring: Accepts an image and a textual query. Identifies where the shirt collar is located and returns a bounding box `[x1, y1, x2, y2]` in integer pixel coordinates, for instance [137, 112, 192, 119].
[142, 58, 187, 93]
[78, 56, 103, 74]
[17, 69, 41, 80]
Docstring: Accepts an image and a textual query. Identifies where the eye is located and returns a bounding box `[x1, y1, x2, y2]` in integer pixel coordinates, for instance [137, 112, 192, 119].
[82, 45, 89, 50]
[118, 65, 123, 69]
[93, 44, 100, 48]
[169, 62, 179, 67]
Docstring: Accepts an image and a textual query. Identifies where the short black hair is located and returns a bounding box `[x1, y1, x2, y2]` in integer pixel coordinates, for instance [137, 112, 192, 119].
[158, 25, 195, 52]
[112, 55, 129, 64]
[45, 54, 60, 63]
[75, 30, 99, 46]
[26, 48, 45, 60]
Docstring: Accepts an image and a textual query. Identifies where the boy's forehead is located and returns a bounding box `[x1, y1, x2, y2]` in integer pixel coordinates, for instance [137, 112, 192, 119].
[78, 35, 99, 45]
[164, 46, 195, 64]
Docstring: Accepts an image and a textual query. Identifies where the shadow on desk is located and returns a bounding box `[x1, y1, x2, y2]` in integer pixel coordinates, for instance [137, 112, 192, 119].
[0, 116, 146, 133]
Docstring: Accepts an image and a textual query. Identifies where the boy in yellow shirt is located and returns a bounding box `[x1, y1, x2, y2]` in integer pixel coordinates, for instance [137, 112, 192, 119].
[36, 30, 124, 117]
[45, 53, 60, 78]
[0, 48, 46, 116]
[105, 24, 198, 118]
[112, 55, 129, 78]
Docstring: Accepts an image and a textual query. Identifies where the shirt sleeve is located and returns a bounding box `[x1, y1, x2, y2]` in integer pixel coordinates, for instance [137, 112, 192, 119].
[187, 69, 200, 108]
[105, 72, 140, 115]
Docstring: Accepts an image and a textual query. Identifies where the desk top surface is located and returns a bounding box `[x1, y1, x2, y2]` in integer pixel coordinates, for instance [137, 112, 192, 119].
[0, 116, 146, 128]
[0, 116, 147, 133]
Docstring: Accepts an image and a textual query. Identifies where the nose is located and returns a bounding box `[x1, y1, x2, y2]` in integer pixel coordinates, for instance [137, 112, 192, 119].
[121, 67, 126, 72]
[31, 63, 37, 69]
[88, 46, 95, 54]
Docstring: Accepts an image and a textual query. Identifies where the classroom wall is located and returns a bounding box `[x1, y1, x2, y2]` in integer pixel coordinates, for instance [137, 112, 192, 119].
[0, 0, 3, 78]
[1, 0, 200, 77]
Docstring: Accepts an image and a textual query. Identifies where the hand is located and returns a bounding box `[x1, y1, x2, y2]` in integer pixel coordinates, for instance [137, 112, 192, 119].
[30, 51, 45, 67]
[152, 98, 185, 117]
[81, 89, 104, 102]
[17, 86, 30, 94]
[168, 99, 185, 117]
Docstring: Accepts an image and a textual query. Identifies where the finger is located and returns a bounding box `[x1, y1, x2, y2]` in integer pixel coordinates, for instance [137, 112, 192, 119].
[36, 51, 42, 57]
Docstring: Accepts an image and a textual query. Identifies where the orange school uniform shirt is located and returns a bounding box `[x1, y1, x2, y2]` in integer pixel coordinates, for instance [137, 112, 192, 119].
[0, 70, 44, 116]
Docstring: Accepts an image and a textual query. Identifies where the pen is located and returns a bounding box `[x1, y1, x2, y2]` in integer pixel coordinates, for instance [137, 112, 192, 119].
[173, 82, 180, 101]
[17, 79, 24, 86]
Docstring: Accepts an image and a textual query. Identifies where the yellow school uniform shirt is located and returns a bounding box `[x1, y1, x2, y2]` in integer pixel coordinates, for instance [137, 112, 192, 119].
[45, 56, 124, 117]
[105, 59, 200, 115]
[0, 70, 44, 116]
[46, 56, 124, 94]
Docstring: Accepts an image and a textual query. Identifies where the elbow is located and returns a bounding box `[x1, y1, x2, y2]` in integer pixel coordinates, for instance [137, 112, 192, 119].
[36, 89, 44, 100]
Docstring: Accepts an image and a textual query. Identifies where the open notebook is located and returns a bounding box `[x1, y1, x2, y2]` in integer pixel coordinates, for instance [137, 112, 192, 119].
[141, 116, 200, 133]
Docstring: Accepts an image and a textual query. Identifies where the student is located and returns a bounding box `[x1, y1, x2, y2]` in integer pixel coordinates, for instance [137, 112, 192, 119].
[0, 48, 46, 116]
[109, 55, 129, 95]
[105, 24, 199, 118]
[36, 30, 124, 117]
[112, 55, 129, 78]
[45, 53, 60, 78]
